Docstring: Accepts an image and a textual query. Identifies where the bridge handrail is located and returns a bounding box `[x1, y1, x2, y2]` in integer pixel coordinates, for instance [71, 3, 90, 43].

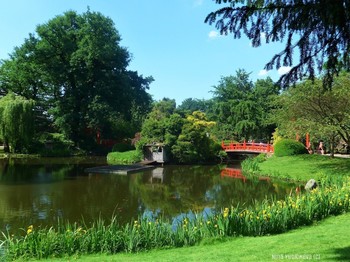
[221, 141, 274, 153]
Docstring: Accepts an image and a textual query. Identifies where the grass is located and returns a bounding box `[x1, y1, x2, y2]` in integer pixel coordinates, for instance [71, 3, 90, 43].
[20, 212, 350, 261]
[106, 150, 142, 164]
[257, 154, 350, 181]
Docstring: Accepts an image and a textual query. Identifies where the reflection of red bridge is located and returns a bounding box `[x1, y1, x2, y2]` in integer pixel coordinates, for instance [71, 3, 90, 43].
[221, 168, 247, 182]
[221, 141, 274, 154]
[221, 168, 270, 182]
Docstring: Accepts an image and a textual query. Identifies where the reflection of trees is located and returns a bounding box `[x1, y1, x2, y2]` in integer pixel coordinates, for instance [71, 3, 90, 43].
[212, 168, 299, 209]
[0, 158, 144, 233]
[128, 165, 299, 220]
[0, 159, 72, 184]
[0, 159, 301, 234]
[129, 165, 221, 217]
[211, 175, 277, 208]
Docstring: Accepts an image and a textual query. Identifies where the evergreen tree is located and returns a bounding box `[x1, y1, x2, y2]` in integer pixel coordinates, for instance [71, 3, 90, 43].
[206, 0, 350, 87]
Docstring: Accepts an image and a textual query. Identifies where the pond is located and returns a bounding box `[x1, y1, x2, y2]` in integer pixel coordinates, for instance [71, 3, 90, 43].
[0, 157, 300, 234]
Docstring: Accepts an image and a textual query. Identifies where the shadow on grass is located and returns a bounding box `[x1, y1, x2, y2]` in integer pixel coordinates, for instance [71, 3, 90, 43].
[331, 246, 350, 261]
[317, 160, 350, 176]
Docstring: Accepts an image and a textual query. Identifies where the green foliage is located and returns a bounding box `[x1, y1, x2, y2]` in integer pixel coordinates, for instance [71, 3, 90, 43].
[0, 9, 153, 150]
[35, 132, 75, 157]
[107, 150, 142, 164]
[140, 99, 178, 145]
[171, 111, 219, 163]
[272, 73, 350, 155]
[0, 93, 35, 153]
[274, 139, 308, 157]
[112, 143, 135, 152]
[205, 1, 350, 87]
[140, 100, 223, 164]
[177, 98, 213, 114]
[209, 70, 279, 142]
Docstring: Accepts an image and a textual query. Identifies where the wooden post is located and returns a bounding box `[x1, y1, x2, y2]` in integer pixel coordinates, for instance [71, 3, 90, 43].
[306, 133, 310, 148]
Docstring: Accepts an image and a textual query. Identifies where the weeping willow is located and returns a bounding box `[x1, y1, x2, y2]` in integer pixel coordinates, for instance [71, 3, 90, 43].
[0, 93, 35, 153]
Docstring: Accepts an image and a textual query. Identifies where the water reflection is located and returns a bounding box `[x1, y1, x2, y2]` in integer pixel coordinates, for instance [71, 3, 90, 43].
[0, 158, 299, 234]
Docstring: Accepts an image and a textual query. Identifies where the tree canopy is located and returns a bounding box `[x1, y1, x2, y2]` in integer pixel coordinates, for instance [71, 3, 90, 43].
[139, 99, 221, 164]
[272, 72, 350, 155]
[0, 9, 153, 151]
[205, 0, 350, 87]
[0, 93, 35, 153]
[210, 69, 279, 141]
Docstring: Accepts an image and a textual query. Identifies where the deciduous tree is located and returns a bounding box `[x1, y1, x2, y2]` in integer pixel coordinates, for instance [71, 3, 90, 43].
[171, 111, 218, 163]
[0, 93, 35, 153]
[0, 9, 153, 149]
[272, 73, 350, 155]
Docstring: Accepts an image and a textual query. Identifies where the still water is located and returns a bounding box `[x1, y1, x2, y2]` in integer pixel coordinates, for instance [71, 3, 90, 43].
[0, 157, 299, 233]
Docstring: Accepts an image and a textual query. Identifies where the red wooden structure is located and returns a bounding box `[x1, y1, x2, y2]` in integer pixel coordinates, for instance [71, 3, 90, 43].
[221, 168, 271, 182]
[221, 141, 274, 153]
[221, 168, 247, 182]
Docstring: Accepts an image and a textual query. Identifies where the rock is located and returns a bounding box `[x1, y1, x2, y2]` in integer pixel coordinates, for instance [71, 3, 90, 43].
[305, 179, 318, 191]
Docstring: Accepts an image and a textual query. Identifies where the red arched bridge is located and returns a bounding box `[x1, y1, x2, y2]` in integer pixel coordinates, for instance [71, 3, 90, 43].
[221, 141, 274, 154]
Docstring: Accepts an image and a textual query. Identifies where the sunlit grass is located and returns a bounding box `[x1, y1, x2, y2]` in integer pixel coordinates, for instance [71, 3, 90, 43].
[106, 150, 142, 164]
[257, 154, 350, 181]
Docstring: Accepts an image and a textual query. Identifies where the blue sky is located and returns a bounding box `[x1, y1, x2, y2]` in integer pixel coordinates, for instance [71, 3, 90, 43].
[0, 0, 291, 105]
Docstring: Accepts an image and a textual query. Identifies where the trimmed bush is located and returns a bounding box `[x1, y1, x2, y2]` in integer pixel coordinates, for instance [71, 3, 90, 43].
[107, 150, 142, 164]
[274, 139, 308, 157]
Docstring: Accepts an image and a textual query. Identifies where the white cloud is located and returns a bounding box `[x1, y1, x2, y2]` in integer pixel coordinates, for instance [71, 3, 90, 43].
[258, 69, 269, 76]
[277, 66, 292, 75]
[208, 30, 219, 39]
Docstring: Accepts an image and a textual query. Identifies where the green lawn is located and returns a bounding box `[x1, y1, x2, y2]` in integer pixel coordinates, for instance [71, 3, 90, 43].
[31, 212, 350, 262]
[258, 154, 350, 181]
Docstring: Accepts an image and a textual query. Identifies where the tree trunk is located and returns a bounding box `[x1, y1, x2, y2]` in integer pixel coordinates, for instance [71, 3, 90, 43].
[330, 134, 335, 158]
[3, 141, 9, 153]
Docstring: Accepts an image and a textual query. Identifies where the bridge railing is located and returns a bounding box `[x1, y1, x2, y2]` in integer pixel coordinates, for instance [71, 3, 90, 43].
[221, 141, 274, 153]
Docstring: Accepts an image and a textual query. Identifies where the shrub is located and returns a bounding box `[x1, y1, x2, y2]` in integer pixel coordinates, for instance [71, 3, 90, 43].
[112, 143, 135, 152]
[274, 139, 308, 157]
[107, 150, 142, 164]
[35, 133, 75, 157]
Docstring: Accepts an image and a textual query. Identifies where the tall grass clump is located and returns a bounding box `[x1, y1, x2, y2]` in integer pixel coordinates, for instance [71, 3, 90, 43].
[2, 177, 350, 260]
[274, 139, 308, 157]
[241, 154, 267, 176]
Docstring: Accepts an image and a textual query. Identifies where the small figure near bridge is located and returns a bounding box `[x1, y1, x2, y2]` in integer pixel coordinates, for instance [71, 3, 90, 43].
[318, 140, 324, 155]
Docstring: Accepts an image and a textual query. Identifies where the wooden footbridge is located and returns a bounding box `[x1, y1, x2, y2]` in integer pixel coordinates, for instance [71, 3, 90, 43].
[221, 141, 274, 154]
